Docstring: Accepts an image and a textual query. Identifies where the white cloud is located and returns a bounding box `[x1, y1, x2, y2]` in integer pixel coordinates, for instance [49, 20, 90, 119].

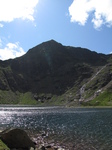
[69, 0, 112, 29]
[0, 42, 26, 60]
[0, 0, 39, 23]
[0, 23, 3, 27]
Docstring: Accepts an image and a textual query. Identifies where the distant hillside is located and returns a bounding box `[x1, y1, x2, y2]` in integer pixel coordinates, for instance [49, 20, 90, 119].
[0, 40, 111, 106]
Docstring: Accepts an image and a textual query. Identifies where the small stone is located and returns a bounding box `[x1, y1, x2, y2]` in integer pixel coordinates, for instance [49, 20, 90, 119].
[30, 147, 35, 150]
[58, 148, 65, 150]
[41, 146, 46, 150]
[41, 133, 46, 137]
[46, 145, 52, 148]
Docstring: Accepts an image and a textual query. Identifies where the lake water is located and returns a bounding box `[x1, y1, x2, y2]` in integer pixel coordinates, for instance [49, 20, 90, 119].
[0, 106, 112, 149]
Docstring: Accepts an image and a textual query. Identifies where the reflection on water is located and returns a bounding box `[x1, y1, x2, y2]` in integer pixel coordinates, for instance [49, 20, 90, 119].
[0, 106, 112, 149]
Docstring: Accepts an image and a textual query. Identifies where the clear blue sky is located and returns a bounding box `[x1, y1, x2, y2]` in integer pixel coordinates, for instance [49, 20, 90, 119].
[0, 0, 112, 60]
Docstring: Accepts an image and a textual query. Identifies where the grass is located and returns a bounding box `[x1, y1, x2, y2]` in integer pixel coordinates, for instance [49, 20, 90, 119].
[0, 140, 10, 150]
[0, 85, 112, 107]
[0, 91, 37, 105]
[0, 90, 19, 104]
[84, 91, 112, 106]
[18, 92, 37, 105]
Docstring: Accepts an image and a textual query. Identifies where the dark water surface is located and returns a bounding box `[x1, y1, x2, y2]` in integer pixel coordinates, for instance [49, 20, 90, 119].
[0, 106, 112, 149]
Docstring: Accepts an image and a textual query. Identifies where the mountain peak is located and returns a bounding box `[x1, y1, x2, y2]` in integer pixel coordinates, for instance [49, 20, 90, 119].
[48, 39, 58, 43]
[40, 39, 62, 46]
[27, 39, 63, 54]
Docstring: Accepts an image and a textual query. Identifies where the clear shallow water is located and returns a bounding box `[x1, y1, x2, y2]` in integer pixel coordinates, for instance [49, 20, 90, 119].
[0, 106, 112, 149]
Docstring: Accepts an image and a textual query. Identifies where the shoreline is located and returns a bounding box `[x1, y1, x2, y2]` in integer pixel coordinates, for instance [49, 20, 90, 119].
[0, 106, 112, 149]
[0, 104, 112, 109]
[1, 127, 112, 150]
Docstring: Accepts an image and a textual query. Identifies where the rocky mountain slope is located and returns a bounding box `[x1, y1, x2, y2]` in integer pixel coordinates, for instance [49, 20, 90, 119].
[0, 40, 112, 106]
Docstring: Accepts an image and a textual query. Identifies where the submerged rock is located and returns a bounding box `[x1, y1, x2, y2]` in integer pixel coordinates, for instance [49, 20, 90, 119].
[0, 128, 35, 149]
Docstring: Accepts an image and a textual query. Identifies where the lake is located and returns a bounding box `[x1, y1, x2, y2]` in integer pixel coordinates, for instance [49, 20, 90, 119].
[0, 106, 112, 149]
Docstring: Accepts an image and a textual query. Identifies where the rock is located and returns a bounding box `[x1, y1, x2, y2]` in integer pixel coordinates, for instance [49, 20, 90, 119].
[40, 146, 46, 150]
[57, 148, 65, 150]
[0, 128, 35, 149]
[30, 147, 35, 150]
[41, 133, 46, 137]
[46, 145, 52, 148]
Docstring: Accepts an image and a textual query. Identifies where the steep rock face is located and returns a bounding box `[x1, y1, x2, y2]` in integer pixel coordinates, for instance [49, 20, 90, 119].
[0, 40, 111, 105]
[80, 63, 112, 106]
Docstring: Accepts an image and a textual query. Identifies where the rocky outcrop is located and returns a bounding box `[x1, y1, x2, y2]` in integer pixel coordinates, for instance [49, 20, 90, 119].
[0, 128, 35, 149]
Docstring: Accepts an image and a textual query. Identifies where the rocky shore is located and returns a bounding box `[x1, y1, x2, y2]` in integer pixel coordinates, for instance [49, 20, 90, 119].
[0, 128, 103, 150]
[0, 128, 65, 150]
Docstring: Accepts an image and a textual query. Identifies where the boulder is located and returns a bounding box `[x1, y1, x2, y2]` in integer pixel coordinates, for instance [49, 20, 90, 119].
[0, 128, 35, 149]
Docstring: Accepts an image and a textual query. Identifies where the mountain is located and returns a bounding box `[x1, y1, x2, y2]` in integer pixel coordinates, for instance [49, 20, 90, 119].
[0, 40, 112, 106]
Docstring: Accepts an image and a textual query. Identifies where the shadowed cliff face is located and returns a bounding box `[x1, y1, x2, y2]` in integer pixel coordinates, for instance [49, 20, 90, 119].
[0, 40, 111, 104]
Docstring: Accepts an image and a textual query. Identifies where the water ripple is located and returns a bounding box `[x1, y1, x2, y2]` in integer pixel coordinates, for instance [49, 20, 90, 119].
[0, 107, 112, 149]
